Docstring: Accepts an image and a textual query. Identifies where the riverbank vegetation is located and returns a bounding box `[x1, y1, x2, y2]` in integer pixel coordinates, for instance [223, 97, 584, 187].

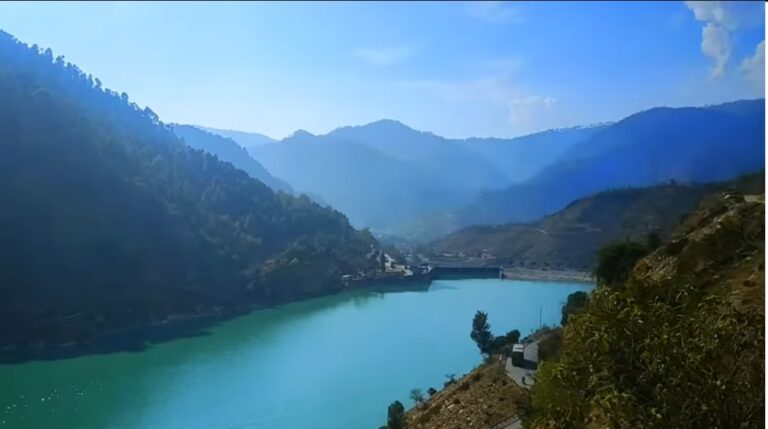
[470, 310, 521, 357]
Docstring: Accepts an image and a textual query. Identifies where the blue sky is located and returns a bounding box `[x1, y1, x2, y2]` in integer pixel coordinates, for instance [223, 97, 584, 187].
[0, 1, 764, 138]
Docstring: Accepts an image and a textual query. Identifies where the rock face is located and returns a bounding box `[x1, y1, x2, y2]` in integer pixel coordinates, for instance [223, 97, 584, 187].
[634, 192, 764, 306]
[405, 360, 525, 429]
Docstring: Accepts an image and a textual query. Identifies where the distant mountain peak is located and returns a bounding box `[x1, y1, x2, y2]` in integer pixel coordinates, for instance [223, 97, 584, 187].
[367, 118, 411, 129]
[287, 129, 315, 140]
[196, 126, 277, 149]
[366, 119, 431, 136]
[329, 118, 423, 136]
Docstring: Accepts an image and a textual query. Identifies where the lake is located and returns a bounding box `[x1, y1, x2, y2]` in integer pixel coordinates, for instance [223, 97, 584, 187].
[0, 278, 591, 429]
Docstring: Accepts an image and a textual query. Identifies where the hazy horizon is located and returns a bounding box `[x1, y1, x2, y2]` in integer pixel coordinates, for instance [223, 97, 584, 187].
[195, 97, 765, 142]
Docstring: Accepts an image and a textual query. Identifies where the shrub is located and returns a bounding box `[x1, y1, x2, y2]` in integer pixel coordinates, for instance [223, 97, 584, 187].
[594, 239, 648, 287]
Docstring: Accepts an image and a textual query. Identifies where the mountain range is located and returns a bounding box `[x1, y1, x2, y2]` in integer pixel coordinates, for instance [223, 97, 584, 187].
[201, 99, 764, 240]
[198, 126, 277, 148]
[431, 172, 764, 269]
[461, 99, 766, 225]
[206, 121, 602, 232]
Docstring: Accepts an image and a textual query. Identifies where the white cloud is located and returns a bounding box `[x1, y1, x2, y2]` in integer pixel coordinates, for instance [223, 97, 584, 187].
[353, 46, 416, 67]
[741, 40, 765, 95]
[685, 1, 731, 78]
[684, 1, 764, 79]
[685, 0, 764, 30]
[466, 1, 521, 24]
[684, 1, 729, 27]
[701, 22, 730, 78]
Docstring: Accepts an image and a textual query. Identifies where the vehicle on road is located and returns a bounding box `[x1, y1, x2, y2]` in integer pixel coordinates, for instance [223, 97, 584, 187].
[511, 344, 525, 367]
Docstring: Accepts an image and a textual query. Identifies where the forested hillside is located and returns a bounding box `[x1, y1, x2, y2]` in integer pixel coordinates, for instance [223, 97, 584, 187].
[432, 173, 764, 269]
[172, 124, 293, 193]
[0, 31, 379, 348]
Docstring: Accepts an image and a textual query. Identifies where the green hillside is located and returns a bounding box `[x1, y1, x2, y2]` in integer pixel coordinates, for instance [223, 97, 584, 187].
[0, 31, 378, 348]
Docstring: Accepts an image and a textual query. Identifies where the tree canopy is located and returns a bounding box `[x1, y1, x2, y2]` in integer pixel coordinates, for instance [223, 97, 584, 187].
[560, 291, 588, 325]
[470, 310, 494, 356]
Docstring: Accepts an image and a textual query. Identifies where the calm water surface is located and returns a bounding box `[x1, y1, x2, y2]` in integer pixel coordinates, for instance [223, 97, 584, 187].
[0, 279, 591, 429]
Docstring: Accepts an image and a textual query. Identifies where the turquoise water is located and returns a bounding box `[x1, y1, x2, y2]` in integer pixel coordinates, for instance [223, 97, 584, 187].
[0, 279, 591, 429]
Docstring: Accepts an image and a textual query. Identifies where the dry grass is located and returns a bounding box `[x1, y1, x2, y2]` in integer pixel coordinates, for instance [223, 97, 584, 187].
[405, 359, 525, 429]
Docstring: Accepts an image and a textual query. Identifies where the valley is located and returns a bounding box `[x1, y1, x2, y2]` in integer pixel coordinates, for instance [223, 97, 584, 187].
[0, 2, 764, 428]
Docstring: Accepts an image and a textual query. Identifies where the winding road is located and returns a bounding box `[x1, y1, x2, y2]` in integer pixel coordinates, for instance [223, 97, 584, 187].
[492, 337, 546, 429]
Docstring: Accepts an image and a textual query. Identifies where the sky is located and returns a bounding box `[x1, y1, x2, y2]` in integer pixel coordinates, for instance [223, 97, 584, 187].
[0, 1, 764, 139]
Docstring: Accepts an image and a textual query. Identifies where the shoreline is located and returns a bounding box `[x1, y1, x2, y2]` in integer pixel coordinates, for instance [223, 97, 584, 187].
[502, 267, 593, 283]
[0, 277, 431, 364]
[0, 271, 590, 364]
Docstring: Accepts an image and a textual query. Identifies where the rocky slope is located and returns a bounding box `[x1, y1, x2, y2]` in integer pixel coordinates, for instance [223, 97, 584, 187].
[405, 360, 526, 429]
[404, 189, 764, 429]
[526, 190, 765, 428]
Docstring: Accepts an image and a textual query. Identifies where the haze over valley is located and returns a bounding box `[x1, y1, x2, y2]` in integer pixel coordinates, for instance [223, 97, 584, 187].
[181, 99, 764, 242]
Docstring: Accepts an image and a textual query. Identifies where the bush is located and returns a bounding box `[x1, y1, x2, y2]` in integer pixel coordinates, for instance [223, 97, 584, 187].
[409, 388, 425, 406]
[594, 239, 649, 287]
[529, 196, 764, 428]
[443, 373, 457, 388]
[528, 276, 764, 428]
[504, 329, 521, 344]
[385, 400, 406, 429]
[561, 291, 588, 325]
[536, 329, 562, 362]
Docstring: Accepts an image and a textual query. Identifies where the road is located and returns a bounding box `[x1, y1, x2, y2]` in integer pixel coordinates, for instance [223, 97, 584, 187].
[504, 339, 539, 389]
[492, 335, 549, 429]
[491, 340, 541, 429]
